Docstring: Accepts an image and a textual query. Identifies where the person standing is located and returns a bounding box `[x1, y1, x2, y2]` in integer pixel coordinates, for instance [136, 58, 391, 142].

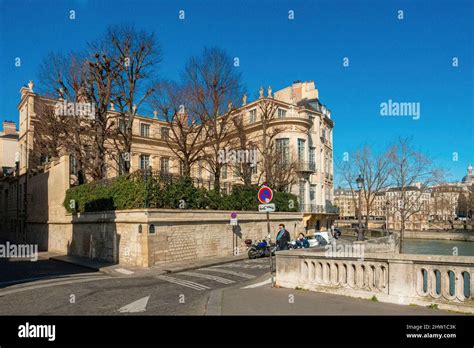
[276, 224, 291, 250]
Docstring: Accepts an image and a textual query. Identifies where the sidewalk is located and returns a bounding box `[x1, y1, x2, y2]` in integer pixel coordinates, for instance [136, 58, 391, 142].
[206, 277, 455, 315]
[50, 253, 247, 277]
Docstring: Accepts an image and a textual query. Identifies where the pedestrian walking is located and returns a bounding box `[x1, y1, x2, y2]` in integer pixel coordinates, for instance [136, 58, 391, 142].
[276, 224, 290, 250]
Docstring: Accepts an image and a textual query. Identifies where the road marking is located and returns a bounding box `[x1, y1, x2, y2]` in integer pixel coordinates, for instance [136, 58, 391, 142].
[115, 268, 134, 275]
[0, 276, 112, 297]
[156, 275, 210, 291]
[217, 264, 268, 269]
[201, 268, 255, 279]
[0, 273, 105, 288]
[118, 296, 149, 313]
[180, 271, 235, 285]
[242, 277, 271, 289]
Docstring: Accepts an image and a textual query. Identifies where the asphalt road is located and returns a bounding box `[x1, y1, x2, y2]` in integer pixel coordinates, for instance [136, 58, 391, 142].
[0, 257, 271, 315]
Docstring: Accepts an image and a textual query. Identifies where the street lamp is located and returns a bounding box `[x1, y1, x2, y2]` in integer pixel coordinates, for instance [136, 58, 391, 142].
[356, 174, 364, 241]
[384, 201, 390, 234]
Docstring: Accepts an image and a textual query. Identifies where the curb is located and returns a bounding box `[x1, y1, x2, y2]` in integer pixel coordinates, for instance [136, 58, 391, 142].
[162, 255, 247, 274]
[49, 256, 114, 272]
[50, 254, 248, 276]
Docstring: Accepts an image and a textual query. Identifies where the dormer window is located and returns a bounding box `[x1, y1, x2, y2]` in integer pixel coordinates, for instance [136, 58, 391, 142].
[140, 123, 150, 137]
[278, 108, 287, 118]
[249, 109, 257, 123]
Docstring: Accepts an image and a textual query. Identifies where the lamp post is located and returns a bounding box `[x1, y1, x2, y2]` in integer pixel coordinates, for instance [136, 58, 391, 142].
[356, 174, 364, 241]
[384, 201, 390, 234]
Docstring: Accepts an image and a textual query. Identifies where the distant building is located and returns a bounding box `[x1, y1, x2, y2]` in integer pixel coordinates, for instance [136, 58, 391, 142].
[334, 187, 356, 219]
[462, 164, 474, 186]
[386, 186, 431, 231]
[0, 121, 19, 176]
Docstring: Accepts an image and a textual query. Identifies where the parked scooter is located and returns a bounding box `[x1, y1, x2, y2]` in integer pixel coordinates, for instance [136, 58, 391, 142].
[247, 239, 276, 259]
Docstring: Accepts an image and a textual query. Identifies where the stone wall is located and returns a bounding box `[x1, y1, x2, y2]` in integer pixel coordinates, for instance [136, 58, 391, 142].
[26, 209, 304, 267]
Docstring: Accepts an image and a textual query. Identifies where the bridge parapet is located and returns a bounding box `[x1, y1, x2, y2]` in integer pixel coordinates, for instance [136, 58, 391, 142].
[276, 250, 474, 313]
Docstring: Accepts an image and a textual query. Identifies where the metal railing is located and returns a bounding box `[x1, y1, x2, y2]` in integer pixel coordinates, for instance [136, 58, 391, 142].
[295, 161, 316, 173]
[300, 204, 340, 214]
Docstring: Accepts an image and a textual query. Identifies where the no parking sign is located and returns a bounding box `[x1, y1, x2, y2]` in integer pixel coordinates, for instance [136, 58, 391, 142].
[258, 186, 273, 204]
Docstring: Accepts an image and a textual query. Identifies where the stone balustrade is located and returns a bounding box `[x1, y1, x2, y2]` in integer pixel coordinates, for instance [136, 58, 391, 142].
[276, 250, 474, 313]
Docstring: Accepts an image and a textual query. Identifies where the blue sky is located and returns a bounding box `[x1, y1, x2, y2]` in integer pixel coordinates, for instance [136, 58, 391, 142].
[0, 0, 473, 184]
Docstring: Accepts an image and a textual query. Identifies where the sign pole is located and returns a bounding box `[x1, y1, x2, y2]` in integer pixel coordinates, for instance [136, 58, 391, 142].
[267, 211, 274, 287]
[258, 186, 275, 287]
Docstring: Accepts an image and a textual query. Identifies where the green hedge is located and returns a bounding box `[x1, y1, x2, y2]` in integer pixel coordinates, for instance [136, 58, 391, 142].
[64, 173, 299, 213]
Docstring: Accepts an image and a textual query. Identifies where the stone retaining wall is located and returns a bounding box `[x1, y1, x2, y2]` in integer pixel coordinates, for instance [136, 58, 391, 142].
[24, 209, 305, 267]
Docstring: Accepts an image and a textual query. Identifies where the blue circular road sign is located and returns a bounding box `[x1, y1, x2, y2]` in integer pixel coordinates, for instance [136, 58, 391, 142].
[258, 186, 273, 204]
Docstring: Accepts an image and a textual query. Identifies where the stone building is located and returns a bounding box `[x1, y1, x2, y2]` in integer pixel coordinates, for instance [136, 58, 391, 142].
[1, 79, 338, 245]
[0, 120, 19, 176]
[386, 186, 431, 231]
[333, 187, 356, 219]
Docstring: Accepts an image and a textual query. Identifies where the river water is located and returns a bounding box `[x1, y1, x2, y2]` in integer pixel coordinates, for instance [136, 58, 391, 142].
[403, 239, 474, 256]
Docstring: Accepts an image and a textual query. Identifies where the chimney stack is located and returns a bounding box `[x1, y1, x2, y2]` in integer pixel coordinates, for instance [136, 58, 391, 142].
[2, 121, 17, 135]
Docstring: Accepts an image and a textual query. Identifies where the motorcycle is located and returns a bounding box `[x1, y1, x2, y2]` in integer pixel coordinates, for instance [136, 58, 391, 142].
[247, 239, 276, 259]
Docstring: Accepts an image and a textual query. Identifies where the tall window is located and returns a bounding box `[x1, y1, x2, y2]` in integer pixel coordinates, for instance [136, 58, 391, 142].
[221, 164, 227, 179]
[160, 157, 170, 174]
[309, 147, 315, 165]
[297, 139, 306, 162]
[70, 155, 77, 175]
[118, 156, 125, 175]
[299, 182, 305, 208]
[161, 127, 169, 140]
[140, 154, 150, 170]
[251, 163, 257, 175]
[278, 108, 287, 118]
[310, 185, 316, 202]
[249, 109, 257, 123]
[275, 138, 290, 164]
[140, 123, 150, 137]
[119, 118, 126, 133]
[179, 160, 185, 176]
[233, 164, 241, 178]
[198, 160, 203, 178]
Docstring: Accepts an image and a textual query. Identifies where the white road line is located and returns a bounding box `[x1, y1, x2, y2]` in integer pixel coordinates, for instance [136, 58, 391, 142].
[118, 296, 149, 313]
[156, 275, 209, 291]
[0, 276, 112, 297]
[242, 277, 271, 289]
[0, 273, 105, 288]
[180, 271, 235, 285]
[216, 264, 268, 269]
[115, 268, 134, 275]
[200, 268, 255, 279]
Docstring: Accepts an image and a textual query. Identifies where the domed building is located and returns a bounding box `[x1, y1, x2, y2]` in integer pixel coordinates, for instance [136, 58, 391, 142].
[462, 164, 474, 186]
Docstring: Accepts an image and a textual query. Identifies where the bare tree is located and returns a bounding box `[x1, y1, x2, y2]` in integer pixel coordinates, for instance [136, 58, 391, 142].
[107, 25, 161, 174]
[337, 145, 392, 236]
[183, 47, 243, 191]
[84, 42, 121, 180]
[152, 80, 207, 177]
[231, 114, 254, 186]
[37, 53, 93, 181]
[253, 93, 298, 191]
[388, 138, 444, 253]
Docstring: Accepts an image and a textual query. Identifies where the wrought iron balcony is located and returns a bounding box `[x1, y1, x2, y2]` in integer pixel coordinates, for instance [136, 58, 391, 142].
[295, 161, 316, 173]
[300, 204, 340, 214]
